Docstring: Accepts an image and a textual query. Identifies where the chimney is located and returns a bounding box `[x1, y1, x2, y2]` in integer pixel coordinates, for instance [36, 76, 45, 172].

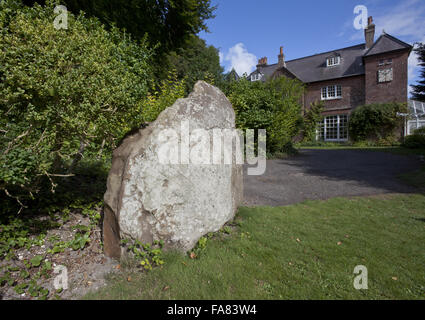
[257, 57, 268, 68]
[278, 46, 286, 67]
[364, 16, 375, 49]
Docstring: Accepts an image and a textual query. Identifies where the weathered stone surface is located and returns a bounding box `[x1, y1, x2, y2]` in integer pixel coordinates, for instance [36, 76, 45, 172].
[103, 81, 243, 259]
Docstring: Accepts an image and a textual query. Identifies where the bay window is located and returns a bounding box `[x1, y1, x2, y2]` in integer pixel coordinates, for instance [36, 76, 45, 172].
[317, 115, 348, 141]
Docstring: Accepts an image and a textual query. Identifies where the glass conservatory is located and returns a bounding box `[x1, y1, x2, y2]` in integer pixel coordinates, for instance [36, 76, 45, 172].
[406, 100, 425, 135]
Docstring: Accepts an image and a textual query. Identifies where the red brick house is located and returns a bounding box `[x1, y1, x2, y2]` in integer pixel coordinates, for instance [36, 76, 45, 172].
[248, 17, 413, 142]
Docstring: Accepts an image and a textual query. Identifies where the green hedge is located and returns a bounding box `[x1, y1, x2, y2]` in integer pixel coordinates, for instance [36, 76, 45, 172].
[403, 127, 425, 149]
[0, 1, 152, 204]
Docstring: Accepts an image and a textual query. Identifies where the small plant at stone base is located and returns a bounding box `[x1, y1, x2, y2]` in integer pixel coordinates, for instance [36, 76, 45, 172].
[221, 226, 232, 235]
[120, 238, 165, 270]
[189, 236, 208, 259]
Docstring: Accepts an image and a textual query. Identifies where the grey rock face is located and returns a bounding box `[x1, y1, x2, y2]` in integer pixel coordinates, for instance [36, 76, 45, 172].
[103, 81, 243, 259]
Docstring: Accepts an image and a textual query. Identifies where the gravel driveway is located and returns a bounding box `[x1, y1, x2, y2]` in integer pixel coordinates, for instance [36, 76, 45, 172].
[243, 149, 422, 206]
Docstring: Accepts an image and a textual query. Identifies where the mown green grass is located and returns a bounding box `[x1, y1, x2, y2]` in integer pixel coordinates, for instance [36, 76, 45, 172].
[399, 166, 425, 190]
[86, 194, 425, 300]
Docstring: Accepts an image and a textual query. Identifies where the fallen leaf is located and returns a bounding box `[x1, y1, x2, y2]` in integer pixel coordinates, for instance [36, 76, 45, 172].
[115, 264, 121, 270]
[127, 276, 132, 282]
[337, 241, 342, 245]
[296, 238, 301, 242]
[288, 262, 293, 266]
[392, 277, 398, 281]
[163, 286, 170, 291]
[190, 252, 197, 259]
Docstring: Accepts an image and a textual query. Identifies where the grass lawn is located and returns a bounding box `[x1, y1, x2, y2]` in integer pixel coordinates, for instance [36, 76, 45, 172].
[399, 166, 425, 190]
[86, 194, 425, 300]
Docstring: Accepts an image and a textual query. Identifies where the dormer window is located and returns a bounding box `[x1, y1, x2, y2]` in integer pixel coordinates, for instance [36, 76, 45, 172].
[251, 73, 262, 81]
[327, 56, 340, 67]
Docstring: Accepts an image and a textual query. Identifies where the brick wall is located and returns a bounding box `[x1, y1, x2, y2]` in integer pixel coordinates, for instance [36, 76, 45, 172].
[364, 50, 409, 105]
[304, 75, 365, 115]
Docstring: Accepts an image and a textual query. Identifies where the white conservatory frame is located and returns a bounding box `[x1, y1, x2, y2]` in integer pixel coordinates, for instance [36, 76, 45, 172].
[405, 100, 425, 136]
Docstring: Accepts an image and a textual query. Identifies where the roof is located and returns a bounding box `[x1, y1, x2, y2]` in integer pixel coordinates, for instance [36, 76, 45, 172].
[364, 33, 413, 57]
[225, 68, 240, 81]
[249, 33, 412, 84]
[285, 44, 367, 83]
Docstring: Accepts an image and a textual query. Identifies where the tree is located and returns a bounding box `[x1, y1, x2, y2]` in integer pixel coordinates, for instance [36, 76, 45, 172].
[60, 0, 216, 56]
[22, 0, 217, 84]
[166, 35, 224, 93]
[302, 101, 324, 142]
[0, 1, 152, 205]
[224, 77, 304, 154]
[411, 42, 425, 102]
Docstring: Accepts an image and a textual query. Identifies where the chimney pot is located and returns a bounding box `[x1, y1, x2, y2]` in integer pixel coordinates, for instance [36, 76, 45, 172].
[364, 16, 375, 49]
[257, 57, 268, 67]
[278, 46, 286, 67]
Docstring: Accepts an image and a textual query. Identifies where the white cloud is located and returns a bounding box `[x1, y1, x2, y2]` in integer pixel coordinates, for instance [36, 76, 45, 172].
[372, 0, 425, 40]
[342, 0, 424, 83]
[409, 44, 421, 84]
[349, 0, 425, 42]
[222, 43, 257, 76]
[372, 0, 425, 84]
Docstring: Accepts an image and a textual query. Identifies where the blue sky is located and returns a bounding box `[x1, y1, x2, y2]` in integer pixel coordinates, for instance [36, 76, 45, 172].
[199, 0, 425, 88]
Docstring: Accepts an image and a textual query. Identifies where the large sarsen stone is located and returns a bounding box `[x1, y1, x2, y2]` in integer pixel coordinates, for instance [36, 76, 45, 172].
[103, 81, 243, 259]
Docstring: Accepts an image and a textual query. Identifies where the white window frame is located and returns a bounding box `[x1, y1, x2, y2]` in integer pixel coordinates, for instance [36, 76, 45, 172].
[327, 56, 340, 67]
[317, 115, 349, 142]
[321, 85, 342, 100]
[251, 73, 262, 81]
[378, 68, 393, 83]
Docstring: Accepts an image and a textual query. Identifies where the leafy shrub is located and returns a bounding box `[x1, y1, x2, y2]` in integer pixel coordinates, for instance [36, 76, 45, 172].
[302, 101, 324, 142]
[224, 77, 304, 154]
[0, 1, 152, 205]
[403, 127, 425, 149]
[348, 102, 407, 143]
[141, 71, 187, 122]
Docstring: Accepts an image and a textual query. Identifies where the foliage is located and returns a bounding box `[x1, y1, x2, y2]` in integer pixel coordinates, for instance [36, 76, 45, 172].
[0, 1, 152, 205]
[60, 0, 216, 56]
[166, 35, 224, 93]
[141, 71, 187, 123]
[120, 238, 165, 271]
[410, 42, 425, 102]
[301, 101, 324, 142]
[403, 127, 425, 149]
[0, 200, 102, 299]
[348, 102, 407, 143]
[224, 77, 304, 153]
